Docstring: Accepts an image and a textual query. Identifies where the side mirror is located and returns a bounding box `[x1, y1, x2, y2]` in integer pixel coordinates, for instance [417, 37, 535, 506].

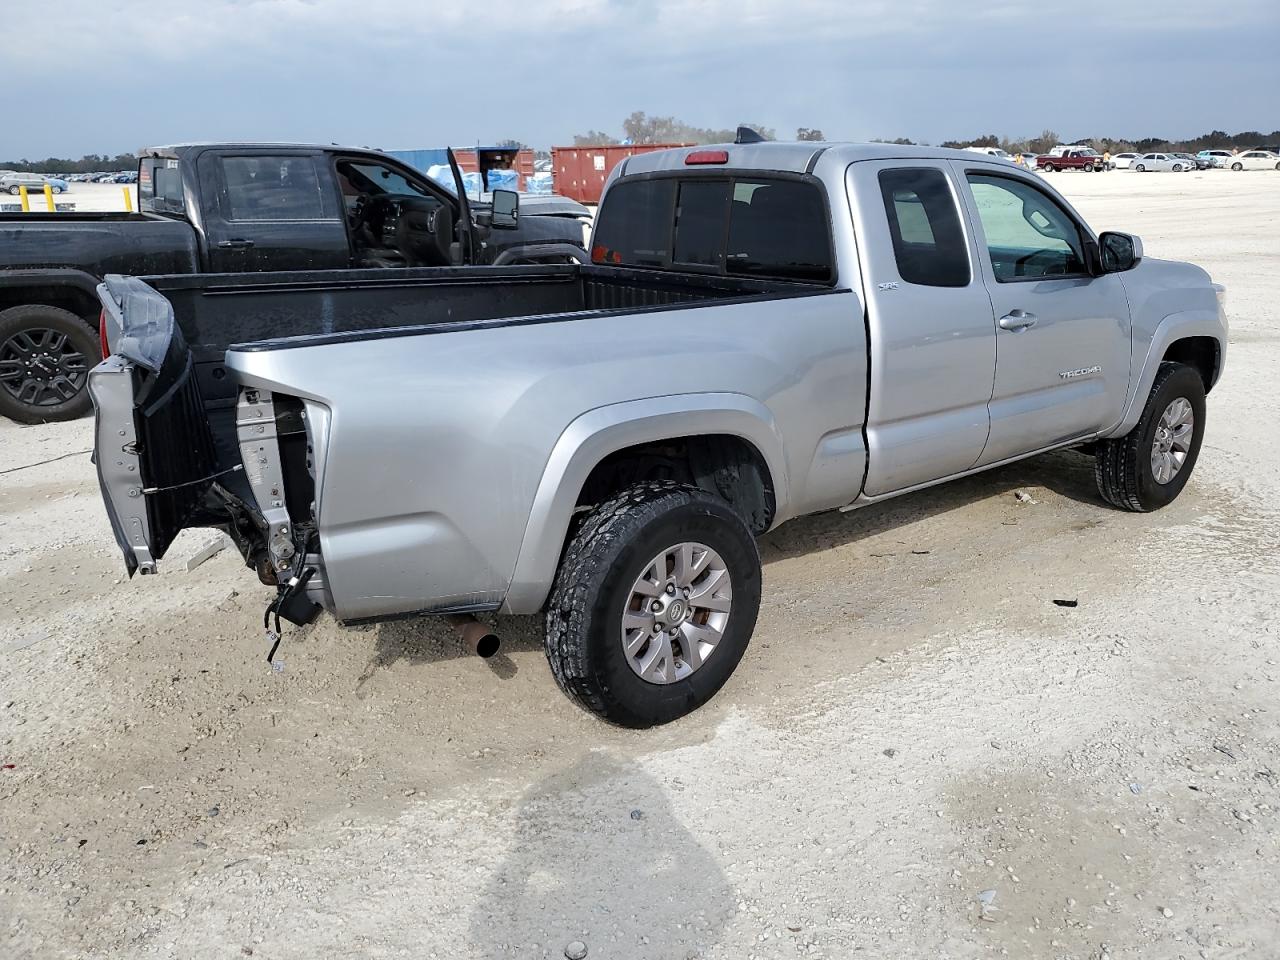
[1098, 231, 1143, 273]
[491, 189, 519, 230]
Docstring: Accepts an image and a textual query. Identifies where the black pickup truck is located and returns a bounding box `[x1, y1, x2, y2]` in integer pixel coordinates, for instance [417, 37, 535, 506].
[0, 142, 590, 423]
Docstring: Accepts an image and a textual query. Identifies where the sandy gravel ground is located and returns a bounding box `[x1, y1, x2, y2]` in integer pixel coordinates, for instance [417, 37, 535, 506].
[1, 169, 1278, 960]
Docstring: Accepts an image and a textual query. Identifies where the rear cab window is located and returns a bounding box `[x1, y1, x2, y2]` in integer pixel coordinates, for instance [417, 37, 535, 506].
[138, 158, 186, 216]
[593, 175, 834, 283]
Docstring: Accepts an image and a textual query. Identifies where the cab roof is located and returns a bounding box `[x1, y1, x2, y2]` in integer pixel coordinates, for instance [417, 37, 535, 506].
[617, 141, 1000, 177]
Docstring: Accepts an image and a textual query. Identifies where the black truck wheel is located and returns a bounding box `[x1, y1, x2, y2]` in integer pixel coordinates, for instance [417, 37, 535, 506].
[1094, 362, 1206, 512]
[544, 481, 761, 727]
[0, 305, 100, 424]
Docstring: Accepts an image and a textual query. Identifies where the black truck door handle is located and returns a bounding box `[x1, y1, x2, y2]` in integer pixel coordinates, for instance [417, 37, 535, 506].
[217, 239, 255, 249]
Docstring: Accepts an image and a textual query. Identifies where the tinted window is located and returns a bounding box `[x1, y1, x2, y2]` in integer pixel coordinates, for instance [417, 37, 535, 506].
[674, 180, 730, 267]
[592, 178, 676, 267]
[726, 180, 832, 282]
[593, 176, 833, 282]
[222, 156, 329, 221]
[966, 173, 1086, 282]
[139, 159, 185, 215]
[878, 168, 970, 287]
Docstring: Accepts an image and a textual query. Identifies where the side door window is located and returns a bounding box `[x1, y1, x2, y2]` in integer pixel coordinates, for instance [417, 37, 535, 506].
[877, 167, 970, 287]
[220, 156, 331, 222]
[965, 173, 1087, 282]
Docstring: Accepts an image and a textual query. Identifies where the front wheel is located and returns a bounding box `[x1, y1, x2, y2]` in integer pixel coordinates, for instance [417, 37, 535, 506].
[1084, 163, 1094, 172]
[7, 185, 21, 196]
[1172, 164, 1183, 172]
[544, 482, 761, 727]
[1041, 163, 1054, 172]
[1135, 164, 1146, 172]
[1094, 362, 1206, 512]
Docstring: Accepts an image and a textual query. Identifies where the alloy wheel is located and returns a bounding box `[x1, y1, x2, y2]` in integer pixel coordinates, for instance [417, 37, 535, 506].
[0, 327, 90, 407]
[621, 541, 733, 684]
[1150, 397, 1195, 484]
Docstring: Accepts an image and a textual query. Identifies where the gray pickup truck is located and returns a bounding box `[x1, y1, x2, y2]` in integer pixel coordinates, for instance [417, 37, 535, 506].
[89, 141, 1227, 727]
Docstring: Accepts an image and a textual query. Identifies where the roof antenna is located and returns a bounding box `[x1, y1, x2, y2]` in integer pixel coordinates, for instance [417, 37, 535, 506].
[734, 126, 766, 145]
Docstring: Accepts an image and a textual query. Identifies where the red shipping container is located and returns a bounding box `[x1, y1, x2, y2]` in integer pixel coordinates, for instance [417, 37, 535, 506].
[454, 148, 536, 191]
[551, 144, 691, 204]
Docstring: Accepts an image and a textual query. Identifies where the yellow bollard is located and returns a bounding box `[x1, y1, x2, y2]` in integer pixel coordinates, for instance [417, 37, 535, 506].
[122, 186, 133, 212]
[43, 183, 55, 211]
[18, 185, 30, 212]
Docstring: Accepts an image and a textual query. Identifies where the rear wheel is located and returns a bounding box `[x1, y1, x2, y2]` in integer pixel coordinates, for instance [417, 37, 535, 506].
[1232, 162, 1243, 171]
[544, 481, 761, 727]
[0, 305, 100, 424]
[1094, 362, 1206, 512]
[7, 185, 21, 196]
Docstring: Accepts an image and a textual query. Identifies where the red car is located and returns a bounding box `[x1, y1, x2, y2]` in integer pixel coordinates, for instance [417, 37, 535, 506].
[1037, 150, 1105, 172]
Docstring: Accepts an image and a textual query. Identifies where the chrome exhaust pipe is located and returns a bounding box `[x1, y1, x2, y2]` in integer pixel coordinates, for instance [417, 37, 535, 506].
[447, 614, 500, 658]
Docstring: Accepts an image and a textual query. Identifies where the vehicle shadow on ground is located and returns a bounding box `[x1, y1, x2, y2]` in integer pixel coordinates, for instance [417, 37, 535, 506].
[364, 611, 543, 686]
[365, 449, 1100, 681]
[761, 447, 1101, 562]
[467, 753, 735, 958]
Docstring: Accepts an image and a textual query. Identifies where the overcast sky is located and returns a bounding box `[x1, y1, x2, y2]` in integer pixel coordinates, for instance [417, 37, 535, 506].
[2, 0, 1277, 158]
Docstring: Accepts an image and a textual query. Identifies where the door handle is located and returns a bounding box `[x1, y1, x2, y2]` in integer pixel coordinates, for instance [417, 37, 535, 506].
[217, 239, 256, 249]
[999, 310, 1038, 331]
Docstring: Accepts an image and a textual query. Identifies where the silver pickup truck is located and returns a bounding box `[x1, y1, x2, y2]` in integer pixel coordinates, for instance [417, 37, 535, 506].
[89, 141, 1227, 727]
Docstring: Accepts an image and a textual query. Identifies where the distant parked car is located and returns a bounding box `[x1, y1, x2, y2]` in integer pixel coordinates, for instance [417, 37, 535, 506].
[44, 177, 69, 192]
[1198, 150, 1233, 168]
[964, 146, 1018, 164]
[1132, 153, 1185, 172]
[0, 172, 49, 195]
[1111, 152, 1139, 169]
[1227, 150, 1280, 171]
[1170, 153, 1204, 171]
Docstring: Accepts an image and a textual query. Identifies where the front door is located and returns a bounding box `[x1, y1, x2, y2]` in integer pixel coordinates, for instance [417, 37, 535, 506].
[847, 160, 997, 497]
[198, 150, 351, 273]
[954, 166, 1132, 466]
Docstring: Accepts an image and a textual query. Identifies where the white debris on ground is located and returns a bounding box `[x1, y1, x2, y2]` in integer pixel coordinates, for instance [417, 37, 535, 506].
[1, 171, 1278, 959]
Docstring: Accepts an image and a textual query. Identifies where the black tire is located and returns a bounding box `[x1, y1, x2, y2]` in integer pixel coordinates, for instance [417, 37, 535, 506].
[1231, 162, 1243, 171]
[544, 481, 762, 727]
[0, 305, 100, 424]
[1094, 362, 1206, 512]
[7, 185, 21, 196]
[1172, 164, 1183, 172]
[1041, 163, 1054, 172]
[1135, 164, 1146, 172]
[1084, 163, 1094, 172]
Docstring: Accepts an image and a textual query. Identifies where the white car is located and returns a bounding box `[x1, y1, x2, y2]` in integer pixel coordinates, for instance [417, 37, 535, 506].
[1110, 153, 1139, 169]
[1226, 150, 1280, 171]
[1132, 153, 1186, 172]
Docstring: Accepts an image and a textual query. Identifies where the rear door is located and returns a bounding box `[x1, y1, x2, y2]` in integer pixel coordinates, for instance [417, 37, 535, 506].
[197, 149, 350, 272]
[847, 160, 996, 496]
[954, 165, 1132, 466]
